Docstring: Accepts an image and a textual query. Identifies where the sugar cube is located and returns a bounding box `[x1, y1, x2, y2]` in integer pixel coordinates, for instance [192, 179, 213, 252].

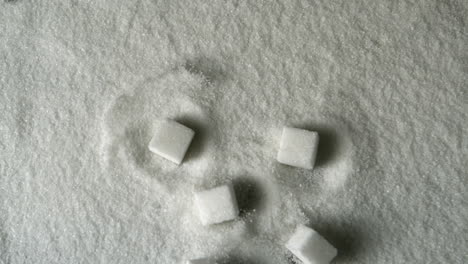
[148, 120, 195, 164]
[286, 225, 337, 264]
[186, 258, 216, 264]
[277, 127, 319, 169]
[194, 183, 239, 225]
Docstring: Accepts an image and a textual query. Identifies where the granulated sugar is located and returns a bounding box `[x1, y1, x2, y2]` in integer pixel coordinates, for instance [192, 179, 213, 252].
[0, 1, 466, 263]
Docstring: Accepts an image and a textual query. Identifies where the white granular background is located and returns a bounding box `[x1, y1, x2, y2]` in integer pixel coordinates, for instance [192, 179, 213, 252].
[0, 1, 467, 263]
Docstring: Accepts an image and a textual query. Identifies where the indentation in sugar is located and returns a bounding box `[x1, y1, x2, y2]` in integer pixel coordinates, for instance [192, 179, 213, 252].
[286, 225, 337, 264]
[277, 127, 319, 169]
[194, 183, 239, 226]
[148, 120, 195, 164]
[186, 258, 216, 264]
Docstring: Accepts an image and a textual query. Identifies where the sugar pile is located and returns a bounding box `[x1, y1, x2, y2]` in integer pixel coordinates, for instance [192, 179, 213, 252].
[1, 0, 467, 263]
[102, 68, 310, 262]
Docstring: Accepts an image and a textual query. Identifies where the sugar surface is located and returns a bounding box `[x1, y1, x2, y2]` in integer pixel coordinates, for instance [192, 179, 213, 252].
[0, 1, 467, 263]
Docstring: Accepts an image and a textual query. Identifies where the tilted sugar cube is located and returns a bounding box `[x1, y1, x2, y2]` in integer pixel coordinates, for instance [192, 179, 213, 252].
[194, 183, 239, 225]
[277, 127, 319, 169]
[286, 225, 337, 264]
[186, 258, 216, 264]
[148, 120, 195, 164]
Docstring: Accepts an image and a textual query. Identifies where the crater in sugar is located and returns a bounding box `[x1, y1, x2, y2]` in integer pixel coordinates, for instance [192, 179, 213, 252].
[99, 62, 350, 263]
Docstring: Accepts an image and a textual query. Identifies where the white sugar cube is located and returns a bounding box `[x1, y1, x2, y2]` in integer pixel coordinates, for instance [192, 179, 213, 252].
[286, 225, 337, 264]
[194, 183, 239, 225]
[186, 258, 216, 264]
[148, 120, 195, 164]
[277, 127, 319, 169]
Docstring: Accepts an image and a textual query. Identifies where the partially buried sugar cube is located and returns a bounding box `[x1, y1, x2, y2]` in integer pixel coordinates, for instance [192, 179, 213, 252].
[194, 183, 239, 226]
[286, 225, 337, 264]
[148, 120, 195, 165]
[186, 258, 216, 264]
[277, 127, 319, 169]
